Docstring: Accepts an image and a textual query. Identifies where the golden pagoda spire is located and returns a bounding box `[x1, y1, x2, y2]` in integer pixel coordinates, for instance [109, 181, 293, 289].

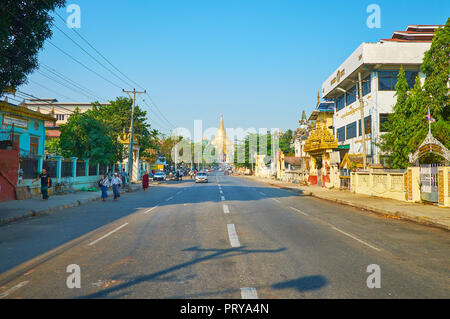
[219, 113, 224, 130]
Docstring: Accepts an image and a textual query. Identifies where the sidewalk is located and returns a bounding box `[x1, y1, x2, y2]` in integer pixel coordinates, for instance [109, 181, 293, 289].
[240, 175, 450, 231]
[0, 184, 142, 226]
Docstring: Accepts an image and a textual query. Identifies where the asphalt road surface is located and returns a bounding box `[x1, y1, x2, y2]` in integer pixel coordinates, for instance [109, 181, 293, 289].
[0, 172, 449, 299]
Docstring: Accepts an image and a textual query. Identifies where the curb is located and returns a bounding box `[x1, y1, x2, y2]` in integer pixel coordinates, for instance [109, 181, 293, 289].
[239, 176, 449, 232]
[0, 186, 142, 227]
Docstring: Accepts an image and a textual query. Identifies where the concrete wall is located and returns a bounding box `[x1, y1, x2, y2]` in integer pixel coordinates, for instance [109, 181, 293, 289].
[351, 170, 407, 202]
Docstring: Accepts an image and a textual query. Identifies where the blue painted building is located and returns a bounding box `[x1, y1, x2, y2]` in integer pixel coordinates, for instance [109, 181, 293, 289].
[0, 101, 56, 158]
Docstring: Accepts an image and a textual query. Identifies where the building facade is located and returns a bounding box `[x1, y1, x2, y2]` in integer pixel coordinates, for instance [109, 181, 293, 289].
[321, 25, 440, 167]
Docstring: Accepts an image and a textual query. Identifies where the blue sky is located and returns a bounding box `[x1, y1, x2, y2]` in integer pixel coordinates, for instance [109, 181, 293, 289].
[19, 0, 449, 135]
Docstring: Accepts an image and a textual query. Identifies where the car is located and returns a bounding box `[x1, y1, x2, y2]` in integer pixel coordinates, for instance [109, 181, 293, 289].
[153, 172, 166, 181]
[195, 172, 208, 183]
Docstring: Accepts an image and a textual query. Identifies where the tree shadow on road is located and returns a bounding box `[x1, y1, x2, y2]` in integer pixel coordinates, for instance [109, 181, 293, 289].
[271, 275, 328, 293]
[77, 245, 286, 299]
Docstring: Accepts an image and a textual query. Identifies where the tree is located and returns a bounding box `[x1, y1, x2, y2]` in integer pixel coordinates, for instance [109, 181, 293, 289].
[280, 129, 295, 156]
[90, 97, 160, 162]
[420, 18, 450, 153]
[59, 109, 117, 165]
[0, 0, 66, 96]
[45, 137, 62, 155]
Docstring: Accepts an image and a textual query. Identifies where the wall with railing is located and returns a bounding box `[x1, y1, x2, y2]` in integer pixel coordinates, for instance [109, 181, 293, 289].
[17, 156, 117, 196]
[350, 170, 407, 202]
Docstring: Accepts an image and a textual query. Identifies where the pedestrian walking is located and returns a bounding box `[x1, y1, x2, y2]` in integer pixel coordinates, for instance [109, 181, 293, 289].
[99, 174, 110, 202]
[111, 172, 122, 201]
[121, 168, 128, 188]
[142, 170, 149, 192]
[32, 168, 52, 201]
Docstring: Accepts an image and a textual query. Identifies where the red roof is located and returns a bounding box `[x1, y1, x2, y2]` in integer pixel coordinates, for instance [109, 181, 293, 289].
[46, 130, 61, 138]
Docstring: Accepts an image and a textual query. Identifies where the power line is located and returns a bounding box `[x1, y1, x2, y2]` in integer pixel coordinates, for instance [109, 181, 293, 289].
[7, 9, 124, 91]
[40, 63, 107, 101]
[42, 1, 177, 130]
[36, 69, 98, 101]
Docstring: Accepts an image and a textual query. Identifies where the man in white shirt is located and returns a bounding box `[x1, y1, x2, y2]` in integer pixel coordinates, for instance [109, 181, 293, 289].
[111, 172, 122, 201]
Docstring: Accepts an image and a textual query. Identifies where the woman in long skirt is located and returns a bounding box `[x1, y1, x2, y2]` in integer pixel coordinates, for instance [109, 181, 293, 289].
[142, 171, 149, 192]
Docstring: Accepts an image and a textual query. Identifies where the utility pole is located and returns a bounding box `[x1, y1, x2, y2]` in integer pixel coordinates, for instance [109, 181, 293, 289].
[122, 88, 146, 181]
[357, 72, 367, 170]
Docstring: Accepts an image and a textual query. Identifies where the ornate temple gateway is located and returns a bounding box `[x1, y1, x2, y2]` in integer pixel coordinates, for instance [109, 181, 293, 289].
[304, 101, 338, 186]
[210, 113, 234, 164]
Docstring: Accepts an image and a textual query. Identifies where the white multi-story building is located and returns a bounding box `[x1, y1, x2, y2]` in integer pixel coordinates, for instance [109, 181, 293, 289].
[321, 25, 441, 166]
[22, 99, 109, 138]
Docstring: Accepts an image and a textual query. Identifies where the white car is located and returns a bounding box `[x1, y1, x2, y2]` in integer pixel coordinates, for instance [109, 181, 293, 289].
[153, 172, 166, 181]
[195, 172, 208, 183]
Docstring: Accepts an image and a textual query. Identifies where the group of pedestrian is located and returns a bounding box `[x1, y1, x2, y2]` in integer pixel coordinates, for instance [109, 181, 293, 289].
[100, 171, 122, 202]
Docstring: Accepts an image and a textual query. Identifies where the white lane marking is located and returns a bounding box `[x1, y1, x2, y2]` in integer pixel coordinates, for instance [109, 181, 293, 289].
[221, 196, 225, 201]
[240, 287, 258, 299]
[332, 227, 381, 251]
[223, 205, 230, 214]
[88, 223, 129, 246]
[259, 192, 266, 196]
[0, 281, 29, 299]
[218, 184, 221, 187]
[165, 196, 174, 202]
[227, 224, 241, 247]
[144, 206, 159, 214]
[290, 207, 309, 216]
[219, 190, 223, 194]
[271, 198, 281, 203]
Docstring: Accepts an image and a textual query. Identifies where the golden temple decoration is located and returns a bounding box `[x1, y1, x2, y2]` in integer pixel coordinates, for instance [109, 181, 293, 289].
[118, 127, 140, 146]
[304, 124, 338, 153]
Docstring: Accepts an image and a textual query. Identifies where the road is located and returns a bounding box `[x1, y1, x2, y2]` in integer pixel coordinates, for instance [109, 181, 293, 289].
[0, 172, 449, 299]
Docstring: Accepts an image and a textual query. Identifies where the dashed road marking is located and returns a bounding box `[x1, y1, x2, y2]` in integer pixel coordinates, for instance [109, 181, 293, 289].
[221, 196, 225, 201]
[223, 205, 230, 214]
[240, 287, 258, 299]
[227, 224, 241, 247]
[0, 281, 29, 299]
[219, 190, 223, 194]
[165, 196, 174, 202]
[259, 192, 266, 196]
[332, 227, 381, 251]
[88, 223, 129, 246]
[290, 207, 309, 216]
[271, 198, 281, 203]
[144, 206, 159, 214]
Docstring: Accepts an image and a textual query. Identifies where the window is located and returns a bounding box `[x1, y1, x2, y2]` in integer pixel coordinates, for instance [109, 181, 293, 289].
[379, 113, 390, 132]
[346, 122, 357, 139]
[337, 127, 346, 142]
[11, 134, 20, 151]
[358, 115, 372, 135]
[56, 114, 65, 121]
[378, 71, 419, 91]
[362, 75, 371, 96]
[335, 94, 345, 111]
[30, 136, 39, 155]
[345, 85, 357, 106]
